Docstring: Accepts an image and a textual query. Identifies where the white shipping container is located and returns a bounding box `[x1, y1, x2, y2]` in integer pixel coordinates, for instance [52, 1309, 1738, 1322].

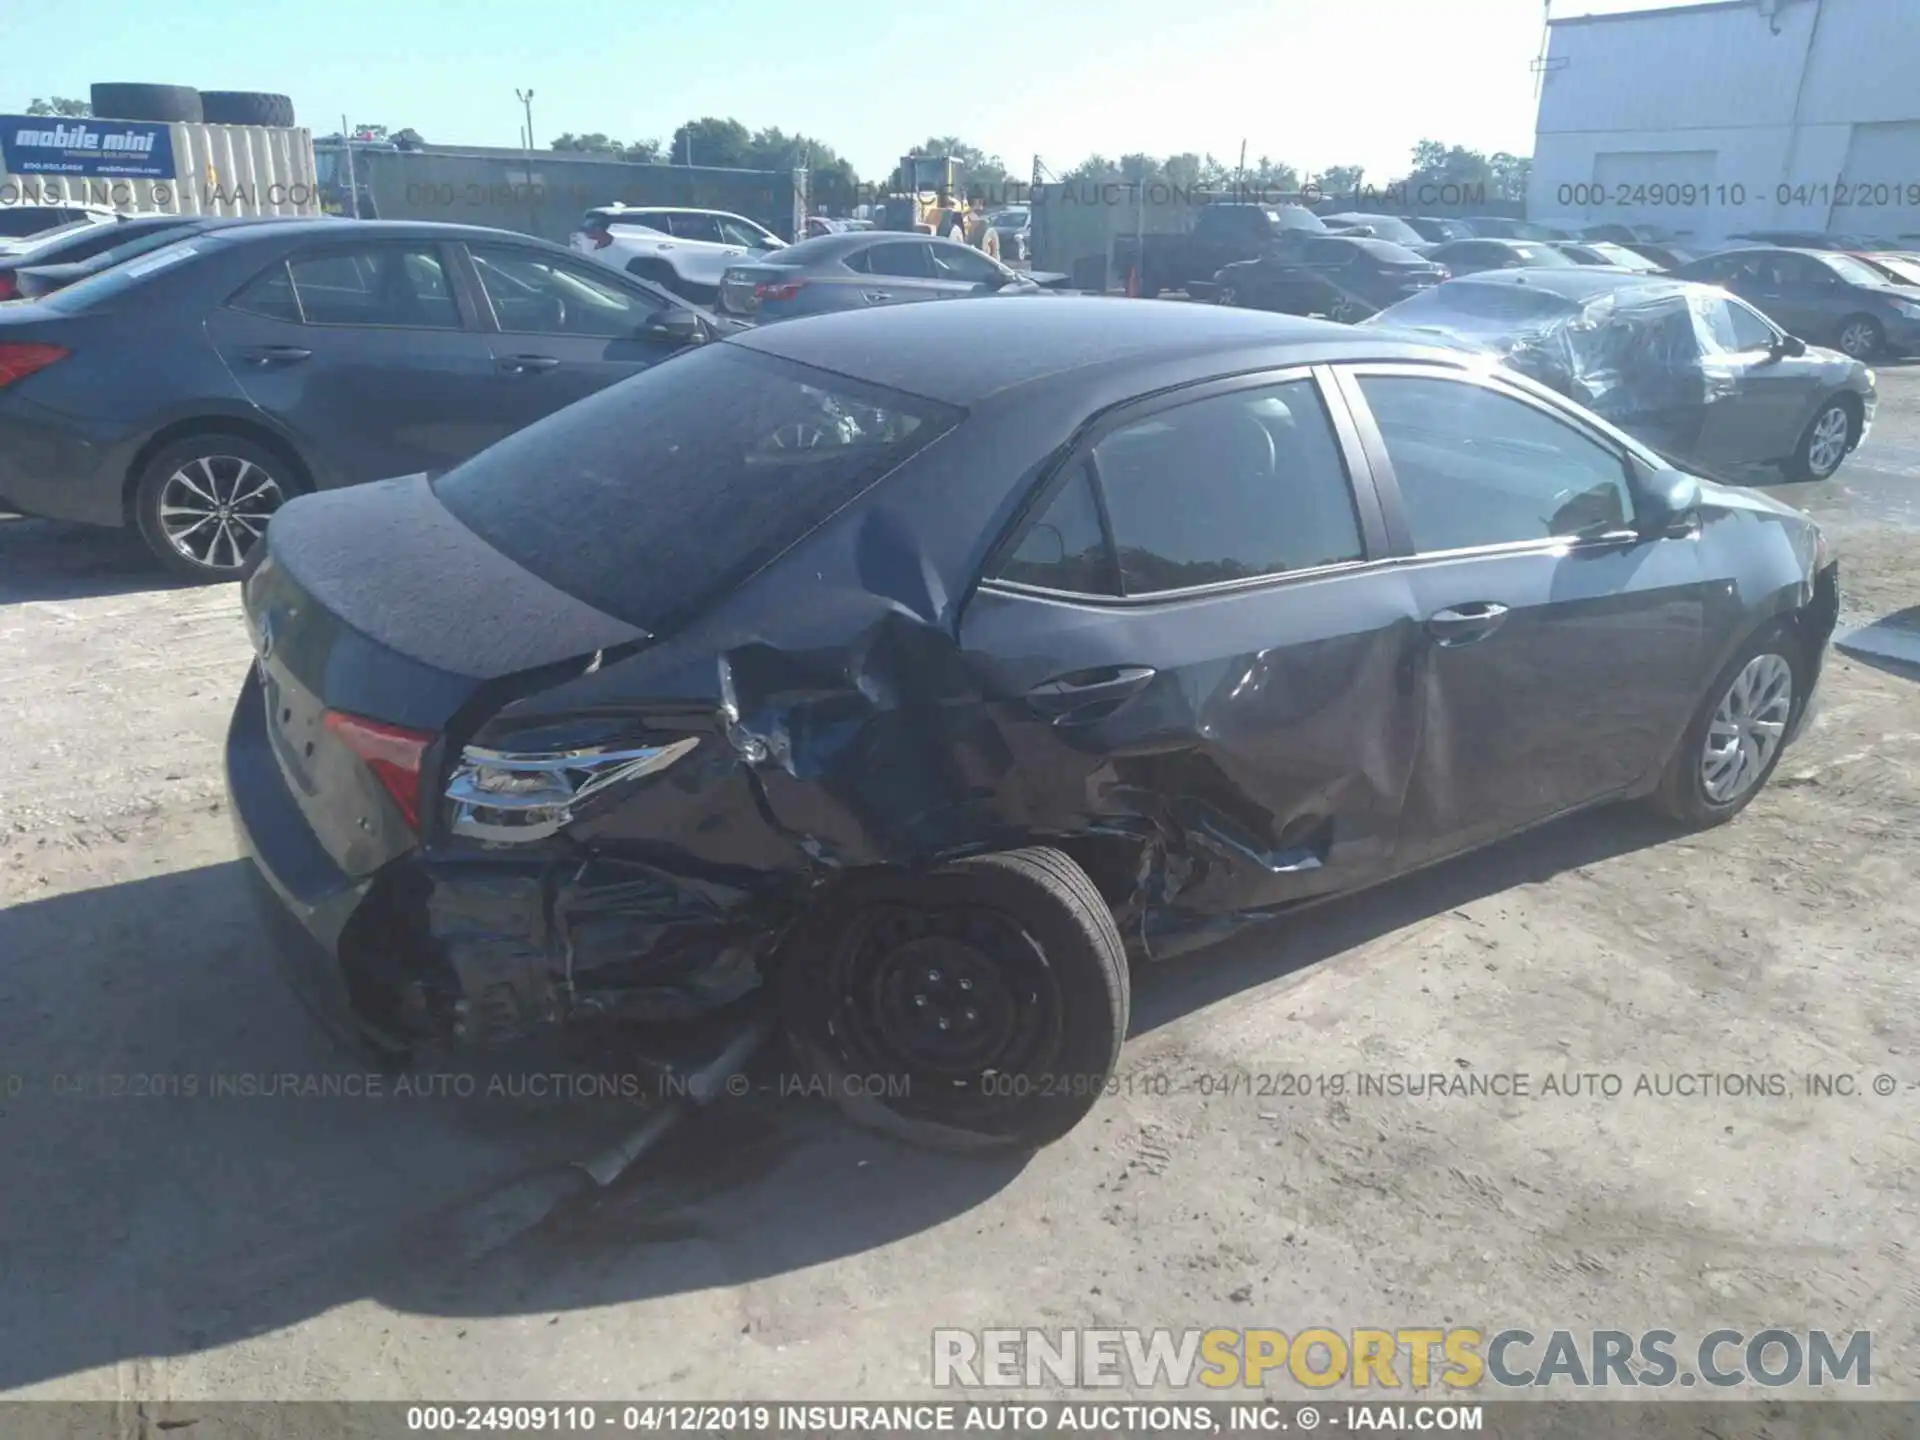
[0, 118, 320, 218]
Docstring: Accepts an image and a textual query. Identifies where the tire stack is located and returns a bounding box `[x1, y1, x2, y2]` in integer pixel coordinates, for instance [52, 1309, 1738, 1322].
[88, 83, 296, 127]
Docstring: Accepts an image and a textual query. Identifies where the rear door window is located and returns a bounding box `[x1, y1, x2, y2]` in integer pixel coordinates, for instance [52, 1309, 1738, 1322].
[229, 261, 302, 321]
[433, 344, 963, 631]
[863, 241, 935, 278]
[1096, 380, 1364, 593]
[668, 213, 724, 242]
[285, 245, 462, 328]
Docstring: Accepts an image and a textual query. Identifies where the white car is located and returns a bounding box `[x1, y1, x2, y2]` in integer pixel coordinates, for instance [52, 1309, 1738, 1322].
[570, 205, 785, 303]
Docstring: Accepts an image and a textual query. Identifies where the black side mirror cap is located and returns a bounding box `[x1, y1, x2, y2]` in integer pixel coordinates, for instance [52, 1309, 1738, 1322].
[1775, 333, 1807, 357]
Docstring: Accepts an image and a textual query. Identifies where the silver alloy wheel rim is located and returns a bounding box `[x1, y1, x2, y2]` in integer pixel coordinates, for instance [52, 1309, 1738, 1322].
[159, 455, 285, 572]
[1839, 321, 1876, 357]
[1701, 652, 1793, 804]
[1219, 286, 1237, 306]
[1806, 404, 1851, 476]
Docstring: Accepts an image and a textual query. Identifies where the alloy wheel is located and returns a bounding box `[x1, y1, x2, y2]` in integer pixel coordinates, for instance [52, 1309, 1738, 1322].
[158, 454, 285, 573]
[1805, 404, 1851, 477]
[1218, 285, 1238, 306]
[1700, 652, 1793, 805]
[1838, 320, 1878, 358]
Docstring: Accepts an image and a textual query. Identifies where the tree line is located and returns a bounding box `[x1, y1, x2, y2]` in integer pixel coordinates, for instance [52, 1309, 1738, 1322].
[21, 96, 1529, 206]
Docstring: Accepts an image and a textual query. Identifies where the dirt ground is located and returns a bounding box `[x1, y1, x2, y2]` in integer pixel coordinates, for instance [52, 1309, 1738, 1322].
[1, 369, 1916, 1405]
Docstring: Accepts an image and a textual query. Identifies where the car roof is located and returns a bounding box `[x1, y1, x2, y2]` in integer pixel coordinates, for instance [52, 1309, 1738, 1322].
[587, 205, 757, 220]
[197, 218, 573, 246]
[1437, 268, 1695, 302]
[728, 294, 1472, 407]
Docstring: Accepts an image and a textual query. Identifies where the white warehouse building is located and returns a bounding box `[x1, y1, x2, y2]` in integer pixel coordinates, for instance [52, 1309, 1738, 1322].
[1529, 0, 1920, 243]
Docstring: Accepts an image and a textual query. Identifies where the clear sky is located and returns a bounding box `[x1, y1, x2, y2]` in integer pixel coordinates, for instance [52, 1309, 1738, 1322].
[17, 0, 1690, 183]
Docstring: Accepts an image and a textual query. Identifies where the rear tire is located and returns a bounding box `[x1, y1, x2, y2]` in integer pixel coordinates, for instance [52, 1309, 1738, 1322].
[1834, 314, 1882, 360]
[89, 82, 203, 123]
[779, 847, 1130, 1152]
[132, 432, 301, 582]
[1648, 622, 1805, 828]
[200, 90, 296, 127]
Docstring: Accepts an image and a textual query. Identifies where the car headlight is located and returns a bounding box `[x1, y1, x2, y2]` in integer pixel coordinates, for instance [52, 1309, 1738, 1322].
[1892, 301, 1920, 318]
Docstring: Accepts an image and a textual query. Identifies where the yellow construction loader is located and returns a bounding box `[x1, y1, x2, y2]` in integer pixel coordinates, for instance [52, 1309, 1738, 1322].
[878, 153, 971, 243]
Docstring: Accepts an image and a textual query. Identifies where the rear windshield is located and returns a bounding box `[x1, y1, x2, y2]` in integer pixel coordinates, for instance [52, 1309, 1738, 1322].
[38, 236, 205, 311]
[433, 344, 963, 631]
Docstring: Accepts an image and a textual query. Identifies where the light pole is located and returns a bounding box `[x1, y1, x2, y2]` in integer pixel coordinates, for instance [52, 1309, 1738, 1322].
[516, 88, 535, 152]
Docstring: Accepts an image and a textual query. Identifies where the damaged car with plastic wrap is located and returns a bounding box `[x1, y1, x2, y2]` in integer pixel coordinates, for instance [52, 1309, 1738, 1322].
[227, 298, 1841, 1152]
[1362, 269, 1876, 482]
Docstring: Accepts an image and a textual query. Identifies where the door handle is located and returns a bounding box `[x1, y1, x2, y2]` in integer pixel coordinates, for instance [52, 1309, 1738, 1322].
[238, 345, 312, 366]
[863, 290, 894, 302]
[497, 355, 561, 374]
[1025, 665, 1157, 722]
[1426, 602, 1510, 647]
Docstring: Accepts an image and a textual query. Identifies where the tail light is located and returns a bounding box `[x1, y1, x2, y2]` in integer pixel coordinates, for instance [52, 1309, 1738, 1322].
[323, 710, 434, 831]
[444, 737, 700, 842]
[0, 273, 16, 301]
[1434, 266, 1452, 280]
[0, 341, 68, 387]
[754, 279, 806, 302]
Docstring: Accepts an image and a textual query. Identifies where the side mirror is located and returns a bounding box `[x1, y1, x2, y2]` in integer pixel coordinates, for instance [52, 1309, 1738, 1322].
[1631, 455, 1702, 537]
[642, 308, 705, 345]
[1773, 333, 1807, 357]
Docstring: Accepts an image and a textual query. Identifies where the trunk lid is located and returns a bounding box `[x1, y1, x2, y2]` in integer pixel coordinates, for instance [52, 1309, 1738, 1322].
[717, 262, 800, 317]
[241, 475, 648, 871]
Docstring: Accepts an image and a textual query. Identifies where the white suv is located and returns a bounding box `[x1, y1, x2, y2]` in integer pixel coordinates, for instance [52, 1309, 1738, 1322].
[571, 205, 784, 303]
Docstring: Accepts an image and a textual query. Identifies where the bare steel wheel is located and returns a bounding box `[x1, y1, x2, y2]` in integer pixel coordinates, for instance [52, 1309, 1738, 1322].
[779, 847, 1129, 1151]
[1700, 652, 1793, 805]
[134, 433, 298, 581]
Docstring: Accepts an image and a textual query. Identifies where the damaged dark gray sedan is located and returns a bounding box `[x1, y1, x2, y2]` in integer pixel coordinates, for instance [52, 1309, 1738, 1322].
[227, 298, 1840, 1151]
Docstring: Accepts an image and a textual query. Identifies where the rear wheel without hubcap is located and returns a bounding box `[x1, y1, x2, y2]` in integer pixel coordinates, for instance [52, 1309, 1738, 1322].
[780, 846, 1129, 1152]
[134, 435, 295, 581]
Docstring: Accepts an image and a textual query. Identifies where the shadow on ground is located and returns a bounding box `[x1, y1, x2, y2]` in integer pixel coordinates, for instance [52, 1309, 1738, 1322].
[0, 516, 196, 605]
[0, 803, 1676, 1391]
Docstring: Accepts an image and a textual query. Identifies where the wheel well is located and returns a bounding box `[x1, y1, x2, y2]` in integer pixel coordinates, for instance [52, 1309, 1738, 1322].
[1829, 388, 1864, 431]
[625, 256, 676, 281]
[122, 418, 314, 525]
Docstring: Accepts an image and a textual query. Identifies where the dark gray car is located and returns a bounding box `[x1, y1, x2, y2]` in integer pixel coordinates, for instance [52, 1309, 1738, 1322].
[1365, 269, 1876, 482]
[1672, 246, 1920, 359]
[1424, 238, 1582, 276]
[0, 219, 736, 579]
[717, 231, 1067, 322]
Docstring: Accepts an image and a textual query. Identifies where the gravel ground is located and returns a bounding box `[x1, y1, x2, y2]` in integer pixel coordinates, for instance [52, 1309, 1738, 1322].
[1, 367, 1915, 1405]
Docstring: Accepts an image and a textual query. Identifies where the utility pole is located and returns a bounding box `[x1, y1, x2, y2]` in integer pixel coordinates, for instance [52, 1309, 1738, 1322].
[1236, 138, 1247, 199]
[515, 88, 535, 152]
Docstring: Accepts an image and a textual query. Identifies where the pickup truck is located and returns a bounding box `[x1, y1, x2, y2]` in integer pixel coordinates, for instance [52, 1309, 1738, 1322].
[1112, 203, 1331, 297]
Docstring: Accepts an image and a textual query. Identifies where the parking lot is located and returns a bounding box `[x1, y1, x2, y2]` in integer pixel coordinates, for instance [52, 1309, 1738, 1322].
[1, 363, 1917, 1403]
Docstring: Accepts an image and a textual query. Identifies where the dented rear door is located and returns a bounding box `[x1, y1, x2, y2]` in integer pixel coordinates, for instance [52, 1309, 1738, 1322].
[958, 367, 1426, 930]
